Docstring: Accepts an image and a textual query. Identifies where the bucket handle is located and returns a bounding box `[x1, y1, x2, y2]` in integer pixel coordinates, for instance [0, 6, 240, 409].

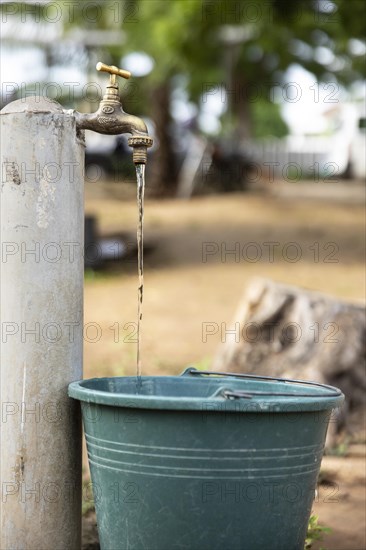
[182, 367, 343, 399]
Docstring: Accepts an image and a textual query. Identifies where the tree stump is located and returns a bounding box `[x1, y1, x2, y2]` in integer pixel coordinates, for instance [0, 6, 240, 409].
[213, 278, 366, 446]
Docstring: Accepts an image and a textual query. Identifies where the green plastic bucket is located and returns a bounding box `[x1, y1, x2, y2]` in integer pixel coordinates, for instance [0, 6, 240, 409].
[68, 368, 344, 550]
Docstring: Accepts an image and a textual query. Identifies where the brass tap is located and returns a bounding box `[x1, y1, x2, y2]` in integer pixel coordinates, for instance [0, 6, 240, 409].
[96, 62, 132, 83]
[75, 62, 153, 164]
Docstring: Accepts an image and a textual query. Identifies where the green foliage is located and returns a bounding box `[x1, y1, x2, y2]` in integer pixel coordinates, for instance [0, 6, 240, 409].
[324, 439, 349, 457]
[118, 0, 366, 137]
[3, 0, 364, 134]
[84, 268, 123, 283]
[84, 268, 105, 282]
[2, 0, 364, 188]
[123, 0, 366, 92]
[305, 514, 331, 549]
[251, 100, 289, 138]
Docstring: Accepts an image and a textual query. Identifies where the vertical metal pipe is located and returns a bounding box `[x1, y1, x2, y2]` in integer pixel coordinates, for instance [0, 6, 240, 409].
[0, 97, 84, 548]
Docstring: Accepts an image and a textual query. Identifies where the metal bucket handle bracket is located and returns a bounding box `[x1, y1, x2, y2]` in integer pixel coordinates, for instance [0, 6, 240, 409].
[181, 367, 343, 399]
[208, 386, 254, 400]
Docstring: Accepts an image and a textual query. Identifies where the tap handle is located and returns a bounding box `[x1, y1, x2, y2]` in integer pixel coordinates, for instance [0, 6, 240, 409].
[96, 62, 131, 85]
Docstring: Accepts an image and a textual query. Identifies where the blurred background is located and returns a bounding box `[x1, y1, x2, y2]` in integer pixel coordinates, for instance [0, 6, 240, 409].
[1, 0, 366, 192]
[1, 2, 365, 548]
[1, 0, 364, 369]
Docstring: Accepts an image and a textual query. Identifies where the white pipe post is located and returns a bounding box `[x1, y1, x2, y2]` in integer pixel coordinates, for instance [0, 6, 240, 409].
[0, 97, 84, 548]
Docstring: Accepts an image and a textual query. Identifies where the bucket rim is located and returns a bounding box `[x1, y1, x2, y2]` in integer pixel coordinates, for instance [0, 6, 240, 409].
[68, 370, 344, 413]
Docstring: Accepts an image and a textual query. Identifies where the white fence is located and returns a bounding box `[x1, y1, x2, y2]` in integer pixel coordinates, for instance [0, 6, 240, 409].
[244, 135, 351, 179]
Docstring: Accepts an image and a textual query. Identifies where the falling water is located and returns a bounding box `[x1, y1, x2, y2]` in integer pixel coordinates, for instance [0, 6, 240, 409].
[136, 163, 145, 386]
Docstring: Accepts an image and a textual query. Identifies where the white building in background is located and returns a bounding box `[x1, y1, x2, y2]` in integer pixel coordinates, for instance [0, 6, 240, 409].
[245, 101, 366, 181]
[349, 105, 366, 180]
[323, 102, 366, 179]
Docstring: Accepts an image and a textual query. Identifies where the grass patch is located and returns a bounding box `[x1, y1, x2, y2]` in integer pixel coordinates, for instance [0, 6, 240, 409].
[325, 437, 350, 457]
[82, 479, 95, 516]
[305, 514, 331, 549]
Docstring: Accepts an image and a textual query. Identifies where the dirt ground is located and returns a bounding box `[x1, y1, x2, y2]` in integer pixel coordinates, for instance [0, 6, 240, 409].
[82, 180, 365, 549]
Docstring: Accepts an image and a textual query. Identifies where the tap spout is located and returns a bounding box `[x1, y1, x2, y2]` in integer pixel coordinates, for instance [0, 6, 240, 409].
[74, 85, 153, 164]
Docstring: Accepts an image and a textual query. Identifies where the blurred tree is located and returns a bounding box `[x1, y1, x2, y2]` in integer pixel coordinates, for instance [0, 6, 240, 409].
[121, 0, 365, 193]
[250, 100, 289, 139]
[1, 0, 365, 194]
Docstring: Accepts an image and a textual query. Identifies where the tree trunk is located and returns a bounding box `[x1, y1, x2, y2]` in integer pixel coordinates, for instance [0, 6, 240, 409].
[213, 278, 366, 446]
[231, 73, 252, 143]
[149, 82, 178, 196]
